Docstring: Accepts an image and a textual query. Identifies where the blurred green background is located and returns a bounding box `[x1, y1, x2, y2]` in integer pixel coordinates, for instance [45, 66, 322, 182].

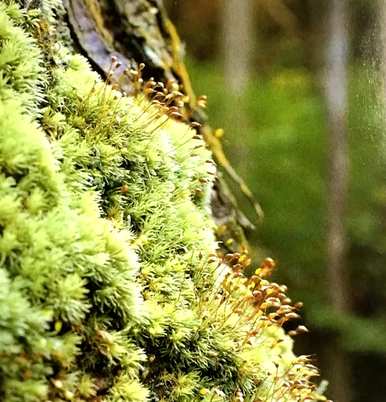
[165, 1, 386, 401]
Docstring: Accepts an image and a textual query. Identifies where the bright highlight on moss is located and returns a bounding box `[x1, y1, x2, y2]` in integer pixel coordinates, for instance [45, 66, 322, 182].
[0, 1, 327, 401]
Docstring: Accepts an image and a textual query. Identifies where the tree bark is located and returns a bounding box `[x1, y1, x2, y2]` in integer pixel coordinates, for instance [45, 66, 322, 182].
[65, 0, 194, 98]
[220, 0, 255, 211]
[380, 0, 386, 104]
[222, 0, 255, 95]
[324, 0, 352, 401]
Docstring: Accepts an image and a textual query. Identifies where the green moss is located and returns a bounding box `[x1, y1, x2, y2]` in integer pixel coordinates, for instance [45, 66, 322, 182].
[0, 2, 45, 114]
[0, 2, 325, 401]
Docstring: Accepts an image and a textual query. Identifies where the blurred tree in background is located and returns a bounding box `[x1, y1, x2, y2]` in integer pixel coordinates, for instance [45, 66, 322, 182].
[165, 0, 386, 401]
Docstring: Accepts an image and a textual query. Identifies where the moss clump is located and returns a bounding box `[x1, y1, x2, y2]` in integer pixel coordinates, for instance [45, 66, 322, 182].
[0, 2, 326, 401]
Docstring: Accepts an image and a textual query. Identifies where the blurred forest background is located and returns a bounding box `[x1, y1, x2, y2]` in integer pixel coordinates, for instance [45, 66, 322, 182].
[164, 1, 386, 402]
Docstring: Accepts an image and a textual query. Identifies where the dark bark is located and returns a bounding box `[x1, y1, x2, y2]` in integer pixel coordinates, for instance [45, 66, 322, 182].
[64, 0, 191, 96]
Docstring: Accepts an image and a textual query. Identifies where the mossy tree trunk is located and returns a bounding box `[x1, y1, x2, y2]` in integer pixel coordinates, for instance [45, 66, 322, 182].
[64, 0, 193, 97]
[64, 0, 255, 246]
[0, 1, 327, 400]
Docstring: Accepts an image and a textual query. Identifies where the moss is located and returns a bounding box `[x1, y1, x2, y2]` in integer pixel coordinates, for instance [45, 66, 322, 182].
[0, 2, 326, 401]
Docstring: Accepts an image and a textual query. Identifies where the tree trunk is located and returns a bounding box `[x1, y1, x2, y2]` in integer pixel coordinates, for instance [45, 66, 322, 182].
[221, 0, 254, 95]
[0, 1, 330, 400]
[380, 0, 386, 104]
[64, 0, 255, 242]
[65, 0, 195, 99]
[324, 0, 352, 401]
[221, 0, 255, 198]
[325, 0, 350, 313]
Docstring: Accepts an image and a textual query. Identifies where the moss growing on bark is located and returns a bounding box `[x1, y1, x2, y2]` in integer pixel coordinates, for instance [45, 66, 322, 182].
[0, 2, 326, 401]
